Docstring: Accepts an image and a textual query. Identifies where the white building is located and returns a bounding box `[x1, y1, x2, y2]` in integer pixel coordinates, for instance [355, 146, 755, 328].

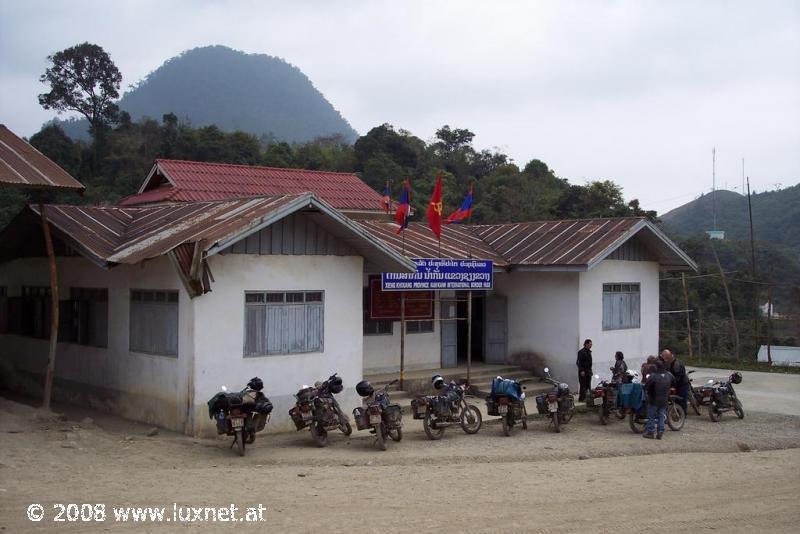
[0, 159, 697, 435]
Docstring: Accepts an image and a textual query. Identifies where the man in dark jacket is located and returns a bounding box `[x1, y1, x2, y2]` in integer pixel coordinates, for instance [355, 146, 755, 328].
[661, 349, 689, 414]
[576, 339, 592, 401]
[643, 360, 674, 439]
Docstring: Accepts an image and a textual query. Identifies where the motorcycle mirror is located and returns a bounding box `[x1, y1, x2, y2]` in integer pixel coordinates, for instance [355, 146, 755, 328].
[543, 367, 550, 373]
[645, 374, 651, 379]
[221, 385, 228, 392]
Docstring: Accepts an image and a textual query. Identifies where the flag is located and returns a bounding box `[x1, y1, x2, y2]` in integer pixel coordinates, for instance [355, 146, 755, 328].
[445, 186, 473, 223]
[381, 181, 391, 213]
[395, 180, 411, 233]
[426, 174, 443, 239]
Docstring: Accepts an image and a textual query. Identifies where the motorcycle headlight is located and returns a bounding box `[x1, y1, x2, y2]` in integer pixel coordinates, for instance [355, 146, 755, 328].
[520, 392, 526, 400]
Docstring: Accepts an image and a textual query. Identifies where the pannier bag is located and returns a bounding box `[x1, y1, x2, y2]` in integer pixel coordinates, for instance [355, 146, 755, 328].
[433, 396, 452, 417]
[561, 395, 574, 412]
[486, 396, 499, 416]
[352, 407, 370, 431]
[618, 383, 643, 410]
[214, 411, 230, 434]
[535, 394, 549, 415]
[289, 406, 307, 431]
[383, 404, 403, 425]
[411, 398, 428, 420]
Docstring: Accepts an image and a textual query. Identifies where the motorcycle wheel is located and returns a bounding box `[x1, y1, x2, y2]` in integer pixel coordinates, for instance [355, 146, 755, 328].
[423, 411, 445, 440]
[234, 430, 245, 456]
[689, 392, 702, 416]
[552, 412, 560, 433]
[615, 407, 627, 420]
[629, 412, 646, 434]
[374, 423, 387, 451]
[734, 399, 745, 419]
[667, 403, 685, 431]
[502, 413, 513, 437]
[563, 407, 575, 424]
[310, 421, 328, 447]
[388, 427, 403, 442]
[460, 405, 482, 434]
[708, 402, 722, 422]
[599, 404, 609, 426]
[245, 429, 256, 444]
[338, 416, 353, 436]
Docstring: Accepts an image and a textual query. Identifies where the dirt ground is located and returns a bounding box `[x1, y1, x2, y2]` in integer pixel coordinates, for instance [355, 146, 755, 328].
[1, 394, 799, 533]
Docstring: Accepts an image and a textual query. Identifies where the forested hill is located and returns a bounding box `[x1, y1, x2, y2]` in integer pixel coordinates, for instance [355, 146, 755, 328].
[659, 185, 800, 256]
[55, 45, 358, 144]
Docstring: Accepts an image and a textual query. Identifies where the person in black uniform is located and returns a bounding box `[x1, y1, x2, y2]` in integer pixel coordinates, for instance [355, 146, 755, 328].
[576, 339, 593, 402]
[661, 349, 689, 414]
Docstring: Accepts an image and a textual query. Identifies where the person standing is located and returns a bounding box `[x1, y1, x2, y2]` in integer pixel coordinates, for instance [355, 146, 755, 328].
[611, 351, 628, 383]
[643, 360, 674, 439]
[576, 339, 593, 402]
[661, 349, 689, 414]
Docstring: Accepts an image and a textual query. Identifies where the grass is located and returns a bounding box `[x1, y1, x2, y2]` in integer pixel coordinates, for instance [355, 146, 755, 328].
[683, 356, 800, 375]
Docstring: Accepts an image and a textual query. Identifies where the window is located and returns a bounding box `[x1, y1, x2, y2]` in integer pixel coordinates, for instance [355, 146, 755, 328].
[69, 288, 108, 348]
[0, 287, 7, 334]
[602, 283, 641, 330]
[21, 286, 52, 339]
[244, 291, 324, 355]
[406, 320, 434, 334]
[130, 290, 179, 356]
[362, 286, 393, 336]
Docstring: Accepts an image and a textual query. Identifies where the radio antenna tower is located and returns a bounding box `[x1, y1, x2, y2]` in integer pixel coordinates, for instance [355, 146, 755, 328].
[712, 147, 716, 230]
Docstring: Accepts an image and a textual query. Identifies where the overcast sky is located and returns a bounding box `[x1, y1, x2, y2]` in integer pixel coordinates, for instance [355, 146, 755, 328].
[1, 0, 798, 213]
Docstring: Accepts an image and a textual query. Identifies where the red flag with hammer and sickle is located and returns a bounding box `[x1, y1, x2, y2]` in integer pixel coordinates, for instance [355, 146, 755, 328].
[426, 173, 443, 239]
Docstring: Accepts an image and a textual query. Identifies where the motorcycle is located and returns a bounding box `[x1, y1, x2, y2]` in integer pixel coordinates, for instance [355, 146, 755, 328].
[485, 376, 529, 436]
[535, 367, 575, 433]
[589, 374, 625, 425]
[207, 377, 273, 456]
[703, 372, 745, 422]
[687, 370, 704, 416]
[629, 384, 686, 433]
[411, 374, 482, 440]
[289, 373, 353, 447]
[352, 379, 403, 450]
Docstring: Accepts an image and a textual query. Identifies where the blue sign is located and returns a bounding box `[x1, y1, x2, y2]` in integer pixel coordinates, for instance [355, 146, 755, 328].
[382, 258, 493, 291]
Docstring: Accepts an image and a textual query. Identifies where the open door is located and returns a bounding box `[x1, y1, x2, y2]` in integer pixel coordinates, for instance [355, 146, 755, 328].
[440, 299, 457, 368]
[484, 295, 507, 364]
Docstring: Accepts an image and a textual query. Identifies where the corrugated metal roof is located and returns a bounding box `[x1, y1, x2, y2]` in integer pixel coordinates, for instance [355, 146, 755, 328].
[119, 159, 383, 211]
[0, 124, 84, 192]
[359, 217, 697, 271]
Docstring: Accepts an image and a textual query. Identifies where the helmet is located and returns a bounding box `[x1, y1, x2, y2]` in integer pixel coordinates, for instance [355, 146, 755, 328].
[329, 376, 344, 394]
[729, 372, 742, 384]
[432, 374, 445, 390]
[247, 377, 264, 391]
[356, 380, 374, 397]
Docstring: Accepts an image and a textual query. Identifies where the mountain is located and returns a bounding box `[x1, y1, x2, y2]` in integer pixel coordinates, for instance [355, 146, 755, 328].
[659, 184, 800, 255]
[55, 45, 358, 144]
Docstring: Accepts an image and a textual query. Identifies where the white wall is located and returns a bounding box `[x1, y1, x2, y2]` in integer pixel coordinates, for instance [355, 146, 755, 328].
[0, 256, 193, 432]
[578, 260, 660, 381]
[362, 284, 447, 374]
[192, 254, 365, 434]
[494, 271, 580, 386]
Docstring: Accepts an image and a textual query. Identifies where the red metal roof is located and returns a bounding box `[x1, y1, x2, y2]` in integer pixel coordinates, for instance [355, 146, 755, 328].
[119, 159, 383, 211]
[0, 124, 84, 192]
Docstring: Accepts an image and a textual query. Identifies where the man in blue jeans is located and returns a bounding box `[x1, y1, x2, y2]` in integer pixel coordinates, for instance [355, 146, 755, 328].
[643, 360, 674, 440]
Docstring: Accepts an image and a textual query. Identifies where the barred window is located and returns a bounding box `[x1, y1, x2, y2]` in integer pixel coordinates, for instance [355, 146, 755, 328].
[602, 283, 641, 330]
[244, 291, 324, 356]
[130, 290, 179, 356]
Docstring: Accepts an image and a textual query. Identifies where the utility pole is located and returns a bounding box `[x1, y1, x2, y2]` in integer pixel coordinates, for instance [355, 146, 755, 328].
[697, 306, 703, 361]
[710, 240, 740, 360]
[712, 147, 717, 230]
[767, 268, 773, 365]
[681, 273, 693, 358]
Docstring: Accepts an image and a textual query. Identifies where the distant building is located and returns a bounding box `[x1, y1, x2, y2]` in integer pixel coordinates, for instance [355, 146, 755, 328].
[706, 230, 725, 240]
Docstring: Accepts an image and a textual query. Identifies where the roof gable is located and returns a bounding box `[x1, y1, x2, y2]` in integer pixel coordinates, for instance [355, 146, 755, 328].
[119, 159, 383, 211]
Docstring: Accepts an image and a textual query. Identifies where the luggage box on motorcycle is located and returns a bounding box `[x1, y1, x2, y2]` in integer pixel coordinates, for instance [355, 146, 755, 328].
[352, 407, 370, 431]
[214, 412, 230, 434]
[535, 394, 549, 415]
[383, 404, 402, 425]
[410, 397, 428, 420]
[289, 406, 308, 431]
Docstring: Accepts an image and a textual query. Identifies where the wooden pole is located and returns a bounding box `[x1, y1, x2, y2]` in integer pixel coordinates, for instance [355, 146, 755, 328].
[697, 306, 703, 361]
[710, 240, 740, 360]
[399, 292, 405, 390]
[767, 269, 773, 365]
[40, 203, 59, 410]
[466, 290, 472, 386]
[681, 273, 693, 358]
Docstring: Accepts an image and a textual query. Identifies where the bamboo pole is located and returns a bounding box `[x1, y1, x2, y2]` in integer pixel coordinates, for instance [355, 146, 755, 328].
[697, 306, 703, 361]
[681, 273, 693, 358]
[40, 203, 59, 410]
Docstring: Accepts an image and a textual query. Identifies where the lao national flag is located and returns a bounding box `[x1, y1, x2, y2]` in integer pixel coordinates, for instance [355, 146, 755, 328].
[426, 174, 443, 239]
[395, 180, 411, 233]
[445, 186, 473, 223]
[381, 181, 391, 213]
